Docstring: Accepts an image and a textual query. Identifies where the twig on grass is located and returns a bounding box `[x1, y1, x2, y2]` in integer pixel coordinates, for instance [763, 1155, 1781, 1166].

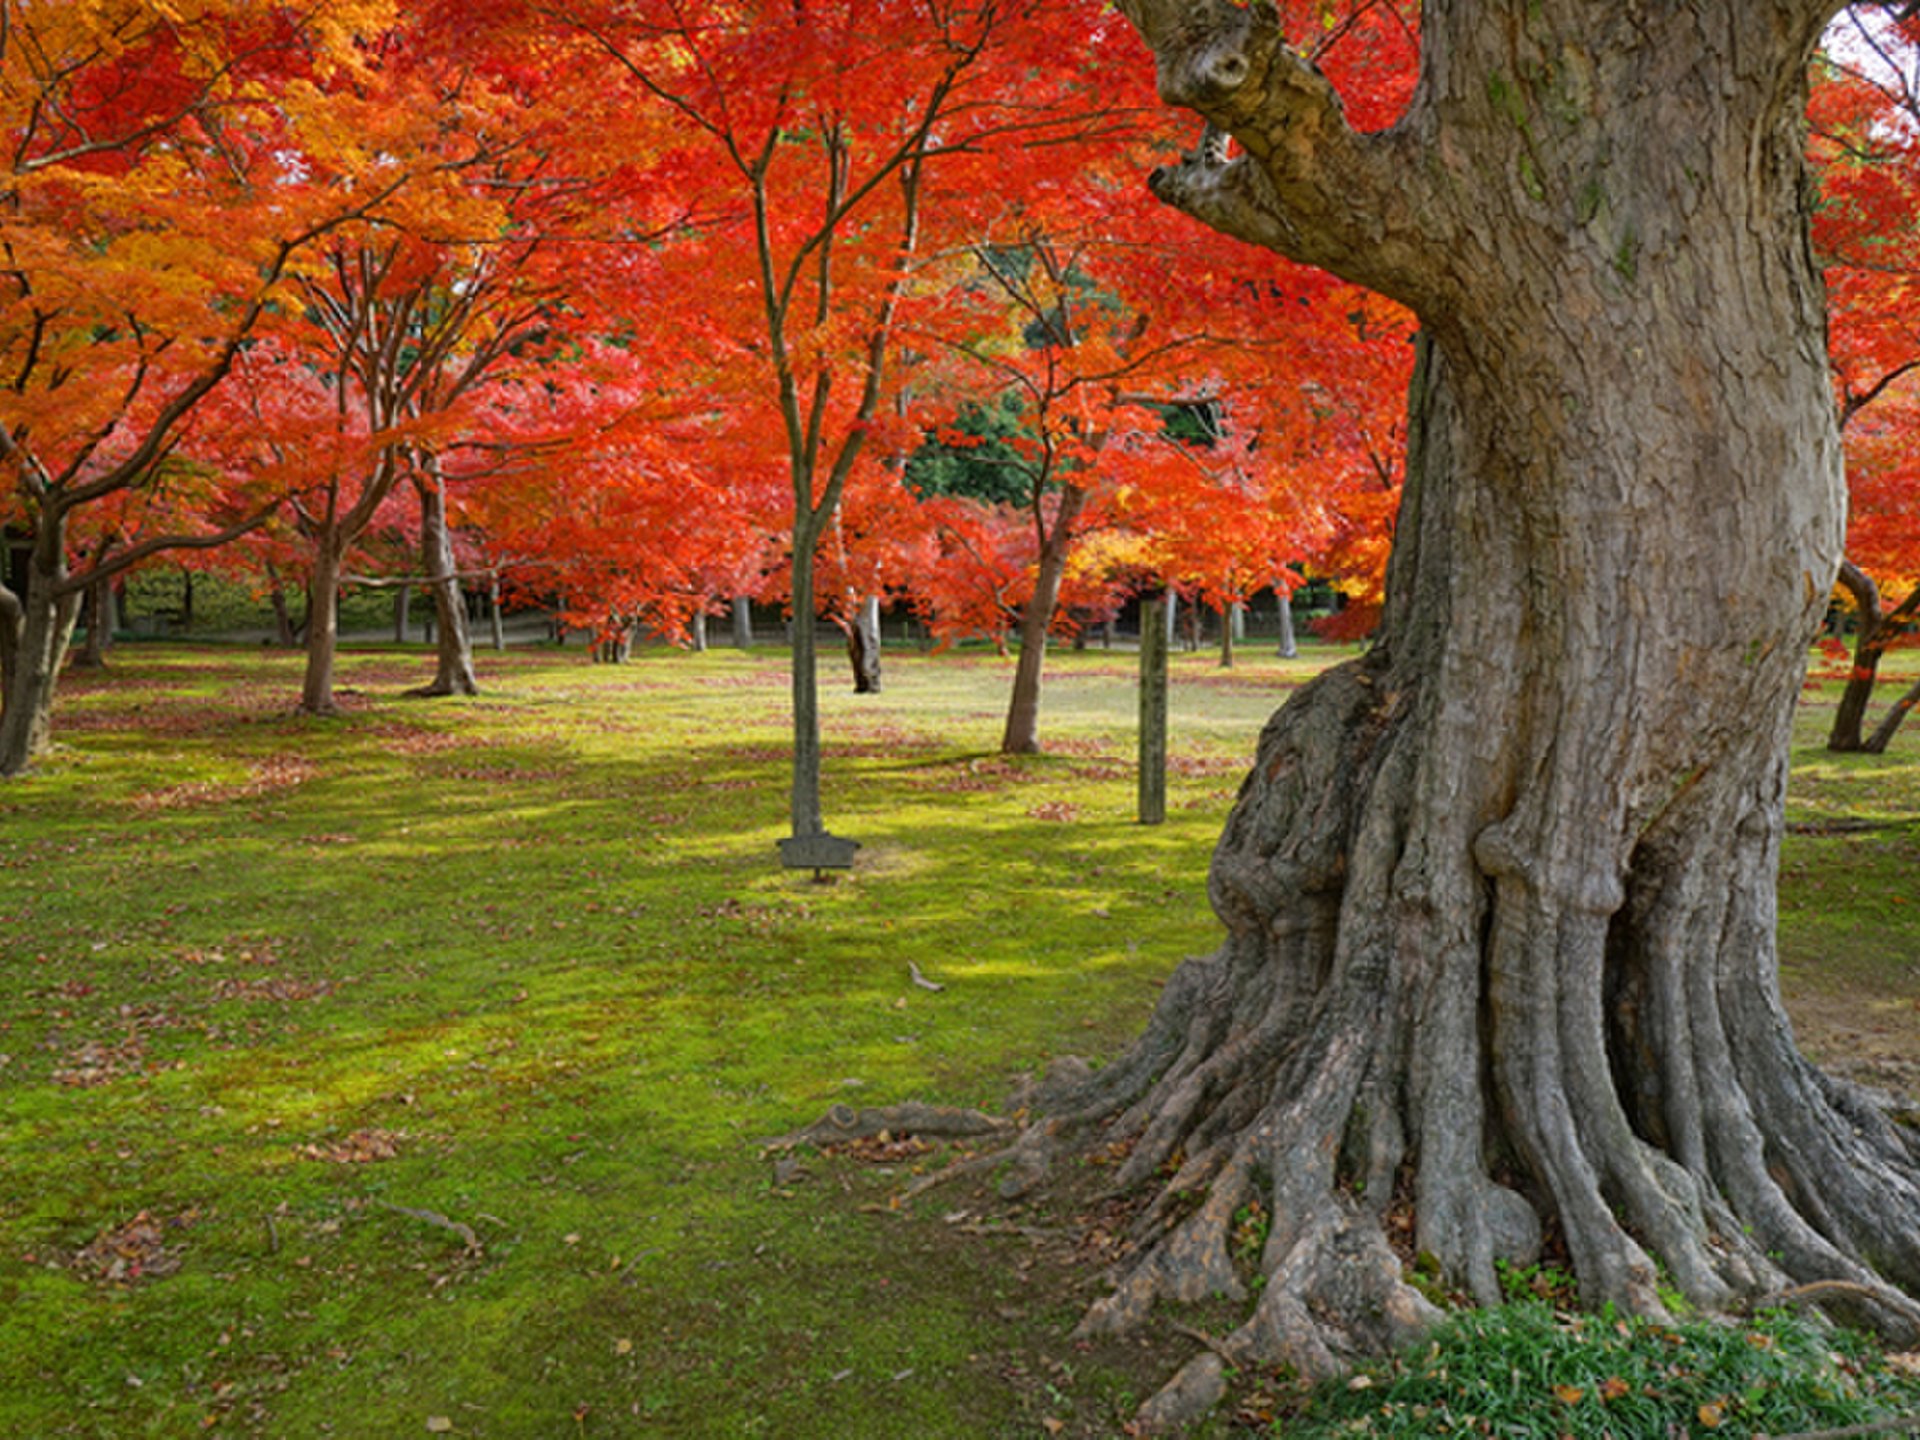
[908, 962, 945, 992]
[375, 1200, 483, 1255]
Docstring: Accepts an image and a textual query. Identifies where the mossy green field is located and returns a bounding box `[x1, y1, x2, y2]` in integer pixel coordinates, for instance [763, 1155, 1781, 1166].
[2, 639, 1916, 1437]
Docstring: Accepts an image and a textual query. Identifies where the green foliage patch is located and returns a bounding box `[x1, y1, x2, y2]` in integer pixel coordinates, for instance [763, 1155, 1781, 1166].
[1279, 1301, 1920, 1437]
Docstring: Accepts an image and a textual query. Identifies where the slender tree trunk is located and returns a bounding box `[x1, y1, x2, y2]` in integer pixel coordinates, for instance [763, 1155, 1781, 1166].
[409, 472, 478, 697]
[269, 586, 299, 647]
[790, 534, 824, 838]
[732, 595, 754, 648]
[1829, 561, 1918, 752]
[1139, 591, 1168, 825]
[299, 542, 344, 716]
[845, 594, 882, 694]
[0, 587, 20, 703]
[0, 513, 82, 774]
[393, 586, 411, 645]
[75, 574, 114, 669]
[691, 609, 708, 653]
[1219, 602, 1237, 668]
[1275, 589, 1297, 659]
[488, 572, 505, 652]
[1863, 674, 1920, 753]
[1001, 485, 1087, 754]
[265, 564, 301, 647]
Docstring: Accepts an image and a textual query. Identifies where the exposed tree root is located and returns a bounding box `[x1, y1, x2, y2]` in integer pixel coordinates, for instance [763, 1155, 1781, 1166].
[768, 281, 1920, 1426]
[773, 634, 1920, 1430]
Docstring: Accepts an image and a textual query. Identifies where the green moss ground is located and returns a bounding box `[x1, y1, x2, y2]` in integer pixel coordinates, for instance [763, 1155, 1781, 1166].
[1, 639, 1915, 1438]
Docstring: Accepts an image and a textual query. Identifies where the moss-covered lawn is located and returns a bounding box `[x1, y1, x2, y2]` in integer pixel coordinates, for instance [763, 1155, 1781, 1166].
[1, 639, 1915, 1438]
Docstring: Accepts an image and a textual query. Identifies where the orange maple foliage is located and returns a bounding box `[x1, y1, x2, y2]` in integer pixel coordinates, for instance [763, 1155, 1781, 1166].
[1811, 15, 1920, 751]
[0, 1, 457, 770]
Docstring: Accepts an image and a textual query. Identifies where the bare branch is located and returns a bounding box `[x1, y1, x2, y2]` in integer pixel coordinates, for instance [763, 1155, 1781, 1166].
[1111, 0, 1438, 305]
[52, 500, 282, 598]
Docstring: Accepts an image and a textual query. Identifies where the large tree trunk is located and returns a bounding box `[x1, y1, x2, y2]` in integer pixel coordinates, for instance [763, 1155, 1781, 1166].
[845, 1, 1920, 1425]
[409, 471, 479, 698]
[1001, 484, 1087, 754]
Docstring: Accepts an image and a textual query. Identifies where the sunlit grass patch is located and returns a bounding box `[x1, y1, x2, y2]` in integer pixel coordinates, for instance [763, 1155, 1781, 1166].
[1, 637, 1917, 1437]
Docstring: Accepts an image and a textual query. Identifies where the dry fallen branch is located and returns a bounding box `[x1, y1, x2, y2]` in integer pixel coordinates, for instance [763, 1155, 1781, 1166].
[759, 1101, 1014, 1152]
[375, 1201, 482, 1255]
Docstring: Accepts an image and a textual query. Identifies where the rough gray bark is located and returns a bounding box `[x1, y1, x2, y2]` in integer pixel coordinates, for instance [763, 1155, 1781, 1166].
[813, 2, 1920, 1427]
[732, 595, 754, 648]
